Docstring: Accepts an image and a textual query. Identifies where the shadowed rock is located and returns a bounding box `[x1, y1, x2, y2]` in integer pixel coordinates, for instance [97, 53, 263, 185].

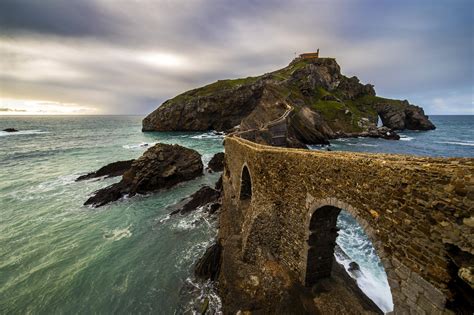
[170, 186, 220, 215]
[207, 152, 225, 172]
[84, 143, 203, 207]
[334, 126, 400, 140]
[215, 175, 222, 191]
[376, 102, 435, 131]
[76, 159, 134, 181]
[289, 107, 333, 145]
[195, 242, 222, 281]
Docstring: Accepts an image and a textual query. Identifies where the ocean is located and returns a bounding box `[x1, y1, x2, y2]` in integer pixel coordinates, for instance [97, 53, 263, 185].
[1, 115, 472, 314]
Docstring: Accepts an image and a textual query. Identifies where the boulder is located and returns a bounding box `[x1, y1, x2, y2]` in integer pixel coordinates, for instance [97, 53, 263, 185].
[76, 159, 134, 181]
[3, 128, 18, 132]
[84, 143, 203, 207]
[195, 242, 222, 281]
[207, 152, 225, 172]
[348, 261, 360, 272]
[170, 186, 220, 215]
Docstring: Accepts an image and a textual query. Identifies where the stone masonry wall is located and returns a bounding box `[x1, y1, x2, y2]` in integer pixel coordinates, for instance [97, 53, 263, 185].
[219, 136, 473, 314]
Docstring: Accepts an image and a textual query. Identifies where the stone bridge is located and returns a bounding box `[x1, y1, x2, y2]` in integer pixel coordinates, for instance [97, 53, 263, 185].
[218, 136, 473, 314]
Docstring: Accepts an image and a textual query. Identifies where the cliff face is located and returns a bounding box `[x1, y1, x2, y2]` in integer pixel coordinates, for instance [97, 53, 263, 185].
[143, 58, 435, 145]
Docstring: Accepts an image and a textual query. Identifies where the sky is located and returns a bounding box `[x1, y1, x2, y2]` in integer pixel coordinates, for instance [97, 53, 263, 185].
[0, 0, 472, 115]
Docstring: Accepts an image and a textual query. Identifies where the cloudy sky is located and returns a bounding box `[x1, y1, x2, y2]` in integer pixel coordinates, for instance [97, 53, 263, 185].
[0, 0, 472, 115]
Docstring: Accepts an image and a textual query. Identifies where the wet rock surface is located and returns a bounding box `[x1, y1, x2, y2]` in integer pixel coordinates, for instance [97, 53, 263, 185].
[76, 159, 135, 181]
[170, 186, 220, 215]
[207, 152, 225, 172]
[3, 128, 18, 132]
[335, 126, 400, 140]
[194, 242, 222, 281]
[84, 143, 203, 207]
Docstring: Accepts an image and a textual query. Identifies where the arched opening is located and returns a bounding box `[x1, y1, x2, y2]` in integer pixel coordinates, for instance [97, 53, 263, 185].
[240, 166, 252, 201]
[305, 206, 393, 313]
[305, 206, 341, 285]
[377, 114, 384, 127]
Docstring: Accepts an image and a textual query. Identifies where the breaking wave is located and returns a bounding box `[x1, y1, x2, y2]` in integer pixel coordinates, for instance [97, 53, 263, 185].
[0, 130, 50, 137]
[336, 210, 394, 313]
[190, 131, 225, 139]
[399, 135, 414, 141]
[437, 141, 474, 147]
[122, 142, 157, 149]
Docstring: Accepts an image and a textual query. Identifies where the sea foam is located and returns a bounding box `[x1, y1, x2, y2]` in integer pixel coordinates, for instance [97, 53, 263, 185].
[0, 130, 50, 137]
[103, 225, 133, 241]
[437, 141, 474, 146]
[122, 142, 157, 150]
[190, 131, 224, 140]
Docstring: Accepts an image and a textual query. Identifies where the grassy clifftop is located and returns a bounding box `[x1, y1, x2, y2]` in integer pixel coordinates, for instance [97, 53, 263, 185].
[143, 57, 434, 142]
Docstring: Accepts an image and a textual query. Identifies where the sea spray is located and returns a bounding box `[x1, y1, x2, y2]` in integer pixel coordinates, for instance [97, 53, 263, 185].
[336, 210, 394, 313]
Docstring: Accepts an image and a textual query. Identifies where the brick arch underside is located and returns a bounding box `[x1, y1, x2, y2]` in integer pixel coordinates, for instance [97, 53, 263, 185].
[302, 198, 393, 281]
[243, 198, 401, 303]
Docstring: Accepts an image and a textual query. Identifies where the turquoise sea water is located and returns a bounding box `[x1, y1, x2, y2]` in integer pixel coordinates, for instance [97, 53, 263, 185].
[0, 116, 224, 314]
[0, 115, 472, 314]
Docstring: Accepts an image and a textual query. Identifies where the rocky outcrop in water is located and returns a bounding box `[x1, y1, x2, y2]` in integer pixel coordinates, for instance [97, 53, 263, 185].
[76, 159, 135, 181]
[376, 102, 436, 130]
[334, 126, 400, 140]
[195, 242, 222, 281]
[84, 143, 203, 207]
[142, 57, 435, 146]
[207, 152, 225, 172]
[170, 186, 220, 215]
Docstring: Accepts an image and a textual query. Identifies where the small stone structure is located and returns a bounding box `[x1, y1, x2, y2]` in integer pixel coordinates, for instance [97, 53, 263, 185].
[218, 136, 473, 314]
[299, 48, 320, 59]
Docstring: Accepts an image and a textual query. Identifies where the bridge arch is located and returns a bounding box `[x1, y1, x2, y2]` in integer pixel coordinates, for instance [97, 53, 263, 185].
[239, 164, 252, 201]
[219, 137, 471, 313]
[302, 198, 396, 310]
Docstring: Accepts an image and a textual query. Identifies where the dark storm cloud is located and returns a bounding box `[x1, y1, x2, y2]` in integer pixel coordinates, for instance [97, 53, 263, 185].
[0, 0, 116, 37]
[0, 0, 472, 115]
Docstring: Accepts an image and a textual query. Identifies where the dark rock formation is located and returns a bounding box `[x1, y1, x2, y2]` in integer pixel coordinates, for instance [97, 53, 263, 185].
[207, 152, 225, 172]
[84, 143, 203, 207]
[336, 76, 376, 100]
[195, 242, 222, 281]
[142, 57, 435, 146]
[208, 203, 221, 215]
[445, 244, 474, 313]
[170, 186, 220, 215]
[334, 126, 400, 140]
[215, 175, 222, 191]
[142, 79, 265, 132]
[348, 261, 360, 272]
[288, 107, 334, 145]
[3, 128, 18, 132]
[76, 160, 134, 181]
[376, 101, 435, 130]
